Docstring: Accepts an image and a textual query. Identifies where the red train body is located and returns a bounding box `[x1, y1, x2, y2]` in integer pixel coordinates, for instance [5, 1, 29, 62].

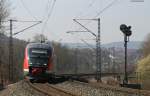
[23, 42, 54, 82]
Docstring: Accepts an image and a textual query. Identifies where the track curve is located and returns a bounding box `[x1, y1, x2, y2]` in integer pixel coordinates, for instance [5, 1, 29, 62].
[26, 80, 78, 96]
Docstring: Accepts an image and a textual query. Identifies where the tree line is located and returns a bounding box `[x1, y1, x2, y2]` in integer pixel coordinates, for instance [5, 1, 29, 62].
[137, 33, 150, 90]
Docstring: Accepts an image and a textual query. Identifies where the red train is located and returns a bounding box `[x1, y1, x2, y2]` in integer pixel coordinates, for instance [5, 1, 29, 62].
[23, 42, 54, 82]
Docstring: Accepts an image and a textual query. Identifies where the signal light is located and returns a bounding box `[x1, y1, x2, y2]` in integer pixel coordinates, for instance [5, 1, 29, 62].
[120, 24, 132, 36]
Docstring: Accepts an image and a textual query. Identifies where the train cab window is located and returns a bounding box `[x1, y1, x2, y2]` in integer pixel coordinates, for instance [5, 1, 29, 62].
[28, 48, 51, 66]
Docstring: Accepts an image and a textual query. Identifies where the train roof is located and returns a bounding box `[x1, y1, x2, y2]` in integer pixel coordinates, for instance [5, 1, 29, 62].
[27, 42, 53, 49]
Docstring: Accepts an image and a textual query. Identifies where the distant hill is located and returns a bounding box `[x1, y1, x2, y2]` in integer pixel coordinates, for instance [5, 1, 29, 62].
[62, 41, 142, 49]
[102, 41, 142, 49]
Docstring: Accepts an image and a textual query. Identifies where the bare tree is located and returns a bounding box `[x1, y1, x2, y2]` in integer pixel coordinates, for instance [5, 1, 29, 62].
[0, 0, 9, 34]
[0, 0, 9, 85]
[33, 34, 48, 42]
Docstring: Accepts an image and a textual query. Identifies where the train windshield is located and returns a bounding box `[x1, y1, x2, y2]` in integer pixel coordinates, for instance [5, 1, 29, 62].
[28, 48, 51, 66]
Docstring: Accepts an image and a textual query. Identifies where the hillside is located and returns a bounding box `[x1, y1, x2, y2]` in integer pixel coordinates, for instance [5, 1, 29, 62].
[62, 41, 142, 49]
[0, 34, 27, 83]
[102, 41, 142, 49]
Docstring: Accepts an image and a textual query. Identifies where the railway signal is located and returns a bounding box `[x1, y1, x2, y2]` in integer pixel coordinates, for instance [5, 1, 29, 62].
[120, 24, 142, 89]
[120, 24, 132, 36]
[120, 24, 132, 84]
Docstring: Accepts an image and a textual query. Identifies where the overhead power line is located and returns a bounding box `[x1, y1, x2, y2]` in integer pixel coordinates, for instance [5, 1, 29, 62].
[75, 0, 119, 31]
[73, 0, 119, 33]
[73, 0, 97, 20]
[42, 0, 53, 21]
[41, 0, 56, 34]
[15, 20, 41, 22]
[13, 21, 42, 36]
[67, 0, 98, 38]
[94, 0, 119, 18]
[47, 0, 53, 13]
[46, 0, 56, 22]
[88, 0, 97, 8]
[19, 0, 38, 20]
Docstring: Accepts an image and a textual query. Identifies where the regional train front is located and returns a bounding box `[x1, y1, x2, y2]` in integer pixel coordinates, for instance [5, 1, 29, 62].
[23, 42, 53, 82]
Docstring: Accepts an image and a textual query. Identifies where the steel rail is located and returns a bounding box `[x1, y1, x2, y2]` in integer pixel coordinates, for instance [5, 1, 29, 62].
[26, 80, 78, 96]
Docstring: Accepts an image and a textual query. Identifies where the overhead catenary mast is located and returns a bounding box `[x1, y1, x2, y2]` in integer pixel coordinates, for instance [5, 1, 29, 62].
[67, 18, 102, 82]
[9, 19, 14, 82]
[2, 19, 42, 83]
[96, 18, 101, 82]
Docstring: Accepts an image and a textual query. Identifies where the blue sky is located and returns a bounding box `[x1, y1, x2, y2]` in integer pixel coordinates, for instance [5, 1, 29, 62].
[8, 0, 149, 44]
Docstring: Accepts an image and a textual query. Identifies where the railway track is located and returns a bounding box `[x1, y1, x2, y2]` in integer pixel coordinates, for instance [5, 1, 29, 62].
[26, 80, 78, 96]
[25, 79, 150, 96]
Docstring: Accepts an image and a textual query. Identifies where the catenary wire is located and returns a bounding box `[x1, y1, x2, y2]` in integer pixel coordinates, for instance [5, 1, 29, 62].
[94, 0, 119, 18]
[74, 0, 120, 33]
[19, 0, 38, 20]
[66, 0, 120, 44]
[42, 0, 53, 21]
[75, 0, 97, 18]
[66, 0, 98, 41]
[41, 0, 56, 35]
